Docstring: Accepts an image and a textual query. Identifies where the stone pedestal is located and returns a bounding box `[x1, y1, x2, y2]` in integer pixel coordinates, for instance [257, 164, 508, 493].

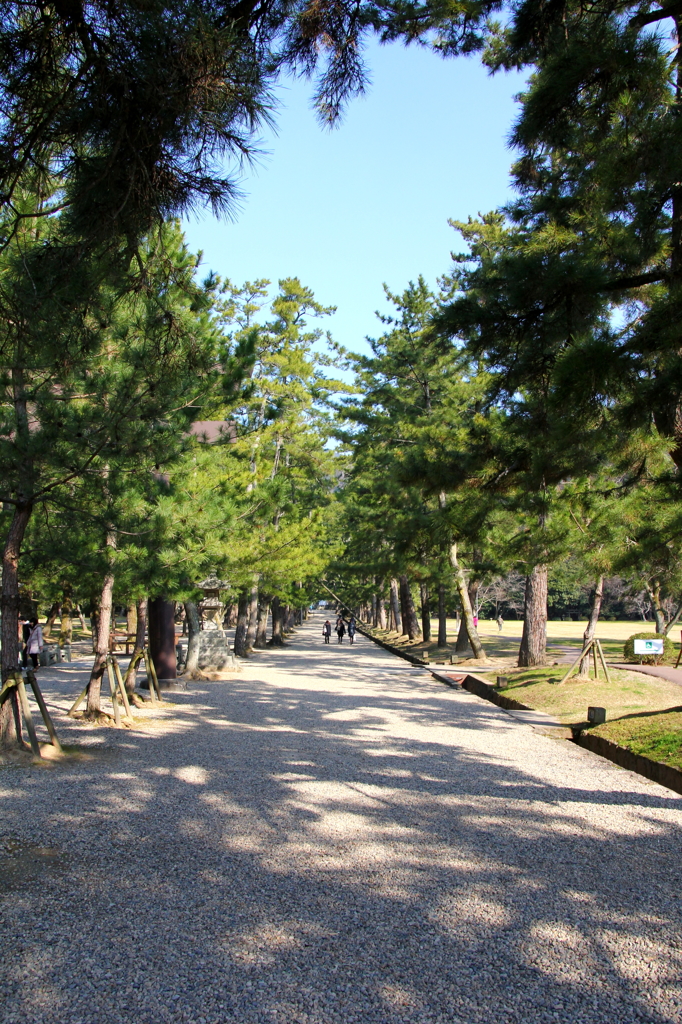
[197, 629, 238, 671]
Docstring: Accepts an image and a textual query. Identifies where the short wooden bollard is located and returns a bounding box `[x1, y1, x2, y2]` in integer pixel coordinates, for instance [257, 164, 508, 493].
[496, 675, 508, 689]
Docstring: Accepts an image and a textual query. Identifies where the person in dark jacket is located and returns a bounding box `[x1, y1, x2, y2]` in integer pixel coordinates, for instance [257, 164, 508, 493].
[348, 617, 357, 645]
[336, 619, 346, 643]
[21, 618, 31, 667]
[322, 620, 332, 644]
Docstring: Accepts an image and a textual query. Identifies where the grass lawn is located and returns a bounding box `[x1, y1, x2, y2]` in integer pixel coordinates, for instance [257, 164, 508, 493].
[492, 665, 682, 726]
[590, 710, 682, 770]
[443, 617, 682, 663]
[371, 617, 682, 769]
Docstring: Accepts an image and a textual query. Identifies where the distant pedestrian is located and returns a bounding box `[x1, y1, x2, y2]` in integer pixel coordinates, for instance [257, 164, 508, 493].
[26, 617, 43, 669]
[497, 614, 504, 632]
[348, 617, 356, 645]
[21, 618, 31, 667]
[336, 619, 346, 644]
[473, 614, 478, 628]
[322, 620, 332, 644]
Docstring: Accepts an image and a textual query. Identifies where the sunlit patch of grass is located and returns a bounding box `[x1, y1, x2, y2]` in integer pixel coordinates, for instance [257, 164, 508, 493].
[592, 709, 682, 770]
[496, 666, 682, 726]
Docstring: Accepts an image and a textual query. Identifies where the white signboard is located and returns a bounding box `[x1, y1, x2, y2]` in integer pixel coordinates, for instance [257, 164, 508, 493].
[634, 638, 664, 655]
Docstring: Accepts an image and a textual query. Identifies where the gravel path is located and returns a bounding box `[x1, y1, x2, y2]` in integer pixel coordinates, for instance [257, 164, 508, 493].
[2, 614, 682, 1024]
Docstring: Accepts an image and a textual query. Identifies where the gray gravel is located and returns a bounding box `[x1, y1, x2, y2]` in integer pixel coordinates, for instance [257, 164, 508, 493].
[1, 614, 681, 1024]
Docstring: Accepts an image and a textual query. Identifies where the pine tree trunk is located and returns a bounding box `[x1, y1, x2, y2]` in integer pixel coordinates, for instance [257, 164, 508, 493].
[75, 605, 87, 631]
[270, 597, 285, 645]
[125, 597, 148, 693]
[646, 583, 667, 634]
[126, 602, 137, 640]
[438, 583, 448, 647]
[86, 539, 116, 714]
[377, 597, 387, 629]
[1, 504, 33, 748]
[233, 591, 250, 657]
[579, 576, 604, 676]
[419, 582, 431, 641]
[389, 578, 401, 632]
[182, 601, 201, 677]
[254, 596, 270, 648]
[518, 564, 548, 667]
[59, 585, 73, 645]
[456, 613, 469, 654]
[245, 584, 259, 652]
[224, 602, 239, 628]
[449, 544, 486, 660]
[399, 575, 422, 640]
[89, 594, 100, 653]
[42, 601, 61, 638]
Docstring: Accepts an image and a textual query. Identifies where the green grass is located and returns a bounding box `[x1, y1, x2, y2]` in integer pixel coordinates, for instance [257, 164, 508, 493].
[592, 709, 682, 771]
[494, 665, 682, 726]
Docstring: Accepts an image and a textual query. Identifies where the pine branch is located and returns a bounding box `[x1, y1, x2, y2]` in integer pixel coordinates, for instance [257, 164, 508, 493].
[630, 2, 682, 29]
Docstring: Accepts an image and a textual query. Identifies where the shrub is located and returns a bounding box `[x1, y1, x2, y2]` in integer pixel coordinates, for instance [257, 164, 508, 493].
[623, 632, 675, 665]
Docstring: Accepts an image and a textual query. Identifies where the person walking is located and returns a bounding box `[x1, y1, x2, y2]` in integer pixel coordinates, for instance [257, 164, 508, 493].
[348, 617, 357, 645]
[21, 618, 31, 668]
[322, 620, 332, 644]
[497, 614, 504, 632]
[26, 617, 43, 669]
[336, 618, 346, 644]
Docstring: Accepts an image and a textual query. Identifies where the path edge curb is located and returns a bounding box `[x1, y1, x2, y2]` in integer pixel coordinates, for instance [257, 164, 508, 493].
[354, 622, 428, 666]
[356, 622, 682, 796]
[572, 730, 682, 796]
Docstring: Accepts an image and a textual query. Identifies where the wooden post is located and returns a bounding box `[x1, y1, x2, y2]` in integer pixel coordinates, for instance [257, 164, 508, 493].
[68, 683, 89, 716]
[595, 639, 613, 685]
[106, 659, 121, 727]
[557, 639, 594, 685]
[111, 657, 133, 720]
[16, 674, 41, 756]
[148, 650, 162, 701]
[592, 643, 599, 680]
[27, 669, 62, 752]
[143, 649, 162, 702]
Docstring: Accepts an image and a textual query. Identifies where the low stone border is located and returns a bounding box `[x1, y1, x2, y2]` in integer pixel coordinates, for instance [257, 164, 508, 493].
[354, 622, 428, 667]
[359, 626, 682, 794]
[572, 729, 682, 796]
[443, 671, 533, 713]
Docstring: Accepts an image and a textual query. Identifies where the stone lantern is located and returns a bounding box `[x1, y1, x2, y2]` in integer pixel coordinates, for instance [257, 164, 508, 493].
[197, 573, 228, 630]
[187, 573, 239, 673]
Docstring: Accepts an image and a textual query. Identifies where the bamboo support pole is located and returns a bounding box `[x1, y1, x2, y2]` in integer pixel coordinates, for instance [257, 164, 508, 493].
[111, 657, 133, 720]
[0, 676, 17, 705]
[142, 650, 157, 703]
[27, 669, 62, 751]
[16, 674, 41, 756]
[68, 684, 89, 717]
[106, 660, 121, 727]
[143, 649, 162, 701]
[557, 642, 592, 685]
[557, 637, 614, 686]
[595, 639, 613, 685]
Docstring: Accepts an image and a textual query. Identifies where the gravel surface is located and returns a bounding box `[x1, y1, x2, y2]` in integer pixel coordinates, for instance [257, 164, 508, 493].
[1, 614, 682, 1024]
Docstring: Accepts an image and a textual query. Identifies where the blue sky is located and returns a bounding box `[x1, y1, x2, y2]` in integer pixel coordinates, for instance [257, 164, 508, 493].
[182, 41, 527, 356]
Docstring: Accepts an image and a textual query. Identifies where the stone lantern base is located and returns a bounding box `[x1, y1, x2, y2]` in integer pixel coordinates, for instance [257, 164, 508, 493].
[176, 629, 240, 672]
[197, 628, 238, 671]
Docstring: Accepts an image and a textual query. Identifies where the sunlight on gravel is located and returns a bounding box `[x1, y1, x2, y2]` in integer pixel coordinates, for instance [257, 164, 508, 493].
[1, 614, 682, 1024]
